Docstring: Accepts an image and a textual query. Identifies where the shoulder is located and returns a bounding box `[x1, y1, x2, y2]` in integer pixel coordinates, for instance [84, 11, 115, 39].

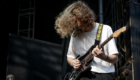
[103, 24, 112, 29]
[101, 23, 112, 32]
[70, 36, 78, 43]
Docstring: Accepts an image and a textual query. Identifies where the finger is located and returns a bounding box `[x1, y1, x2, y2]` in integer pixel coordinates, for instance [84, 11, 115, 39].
[95, 48, 100, 54]
[95, 47, 101, 55]
[101, 47, 104, 52]
[96, 45, 99, 48]
[75, 64, 81, 67]
[94, 46, 100, 54]
[74, 62, 79, 65]
[74, 61, 81, 65]
[75, 60, 81, 64]
[95, 51, 99, 56]
[74, 66, 79, 70]
[93, 51, 97, 56]
[96, 46, 103, 55]
[92, 48, 97, 56]
[96, 45, 100, 51]
[74, 60, 78, 63]
[75, 59, 80, 62]
[74, 64, 81, 69]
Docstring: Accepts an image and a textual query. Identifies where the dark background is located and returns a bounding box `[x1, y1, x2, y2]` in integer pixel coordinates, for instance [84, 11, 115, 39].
[6, 34, 62, 80]
[1, 0, 140, 80]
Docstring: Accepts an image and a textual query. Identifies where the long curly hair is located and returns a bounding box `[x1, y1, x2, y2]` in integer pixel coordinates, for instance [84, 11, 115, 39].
[55, 1, 96, 38]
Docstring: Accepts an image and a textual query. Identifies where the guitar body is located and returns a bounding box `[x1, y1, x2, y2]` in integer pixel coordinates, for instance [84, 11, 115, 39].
[65, 44, 97, 80]
[68, 66, 91, 80]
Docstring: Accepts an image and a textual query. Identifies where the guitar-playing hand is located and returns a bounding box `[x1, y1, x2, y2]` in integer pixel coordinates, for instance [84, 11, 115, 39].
[92, 45, 108, 60]
[72, 59, 81, 70]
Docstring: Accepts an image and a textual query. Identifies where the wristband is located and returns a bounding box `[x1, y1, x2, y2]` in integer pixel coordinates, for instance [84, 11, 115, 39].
[105, 55, 108, 61]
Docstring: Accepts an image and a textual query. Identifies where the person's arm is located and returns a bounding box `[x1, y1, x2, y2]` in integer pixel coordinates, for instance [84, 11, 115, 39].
[92, 45, 118, 64]
[93, 25, 119, 64]
[104, 54, 118, 64]
[67, 36, 81, 70]
[67, 57, 75, 66]
[67, 57, 81, 70]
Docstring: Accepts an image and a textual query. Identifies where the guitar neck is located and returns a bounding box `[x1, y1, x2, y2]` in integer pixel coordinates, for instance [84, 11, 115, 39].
[85, 34, 113, 62]
[98, 34, 113, 49]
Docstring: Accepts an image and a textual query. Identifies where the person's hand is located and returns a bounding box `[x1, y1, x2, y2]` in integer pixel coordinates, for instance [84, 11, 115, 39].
[92, 45, 107, 60]
[72, 59, 81, 70]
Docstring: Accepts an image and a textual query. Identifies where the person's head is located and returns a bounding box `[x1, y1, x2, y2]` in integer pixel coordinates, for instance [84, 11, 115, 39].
[55, 1, 96, 38]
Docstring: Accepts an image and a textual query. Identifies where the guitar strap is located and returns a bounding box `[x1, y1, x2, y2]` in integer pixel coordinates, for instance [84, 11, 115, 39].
[84, 23, 104, 65]
[95, 23, 103, 45]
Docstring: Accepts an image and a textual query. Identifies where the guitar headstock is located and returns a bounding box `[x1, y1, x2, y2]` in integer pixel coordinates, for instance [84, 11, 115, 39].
[113, 27, 126, 37]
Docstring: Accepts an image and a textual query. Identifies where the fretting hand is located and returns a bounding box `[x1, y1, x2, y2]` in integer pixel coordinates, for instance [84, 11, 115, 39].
[92, 45, 107, 60]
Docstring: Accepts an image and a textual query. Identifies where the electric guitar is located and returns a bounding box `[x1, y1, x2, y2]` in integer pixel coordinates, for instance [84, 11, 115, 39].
[64, 26, 126, 80]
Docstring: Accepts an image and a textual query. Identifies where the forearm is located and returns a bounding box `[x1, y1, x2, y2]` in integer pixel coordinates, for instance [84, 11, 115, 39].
[92, 45, 118, 64]
[67, 57, 75, 66]
[102, 54, 118, 64]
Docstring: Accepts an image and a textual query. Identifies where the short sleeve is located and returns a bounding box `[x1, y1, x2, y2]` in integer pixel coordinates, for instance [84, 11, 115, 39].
[67, 37, 76, 58]
[107, 26, 119, 55]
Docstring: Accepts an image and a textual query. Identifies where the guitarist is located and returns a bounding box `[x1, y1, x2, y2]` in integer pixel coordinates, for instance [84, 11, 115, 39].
[55, 1, 119, 80]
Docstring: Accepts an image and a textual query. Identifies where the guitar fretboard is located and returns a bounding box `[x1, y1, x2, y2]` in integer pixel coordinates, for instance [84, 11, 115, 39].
[84, 34, 113, 62]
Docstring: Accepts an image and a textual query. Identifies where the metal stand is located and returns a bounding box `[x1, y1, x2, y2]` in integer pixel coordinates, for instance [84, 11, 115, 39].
[18, 0, 35, 38]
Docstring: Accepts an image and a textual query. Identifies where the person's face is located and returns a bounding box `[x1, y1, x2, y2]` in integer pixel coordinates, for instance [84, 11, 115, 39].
[76, 20, 92, 32]
[76, 20, 87, 31]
